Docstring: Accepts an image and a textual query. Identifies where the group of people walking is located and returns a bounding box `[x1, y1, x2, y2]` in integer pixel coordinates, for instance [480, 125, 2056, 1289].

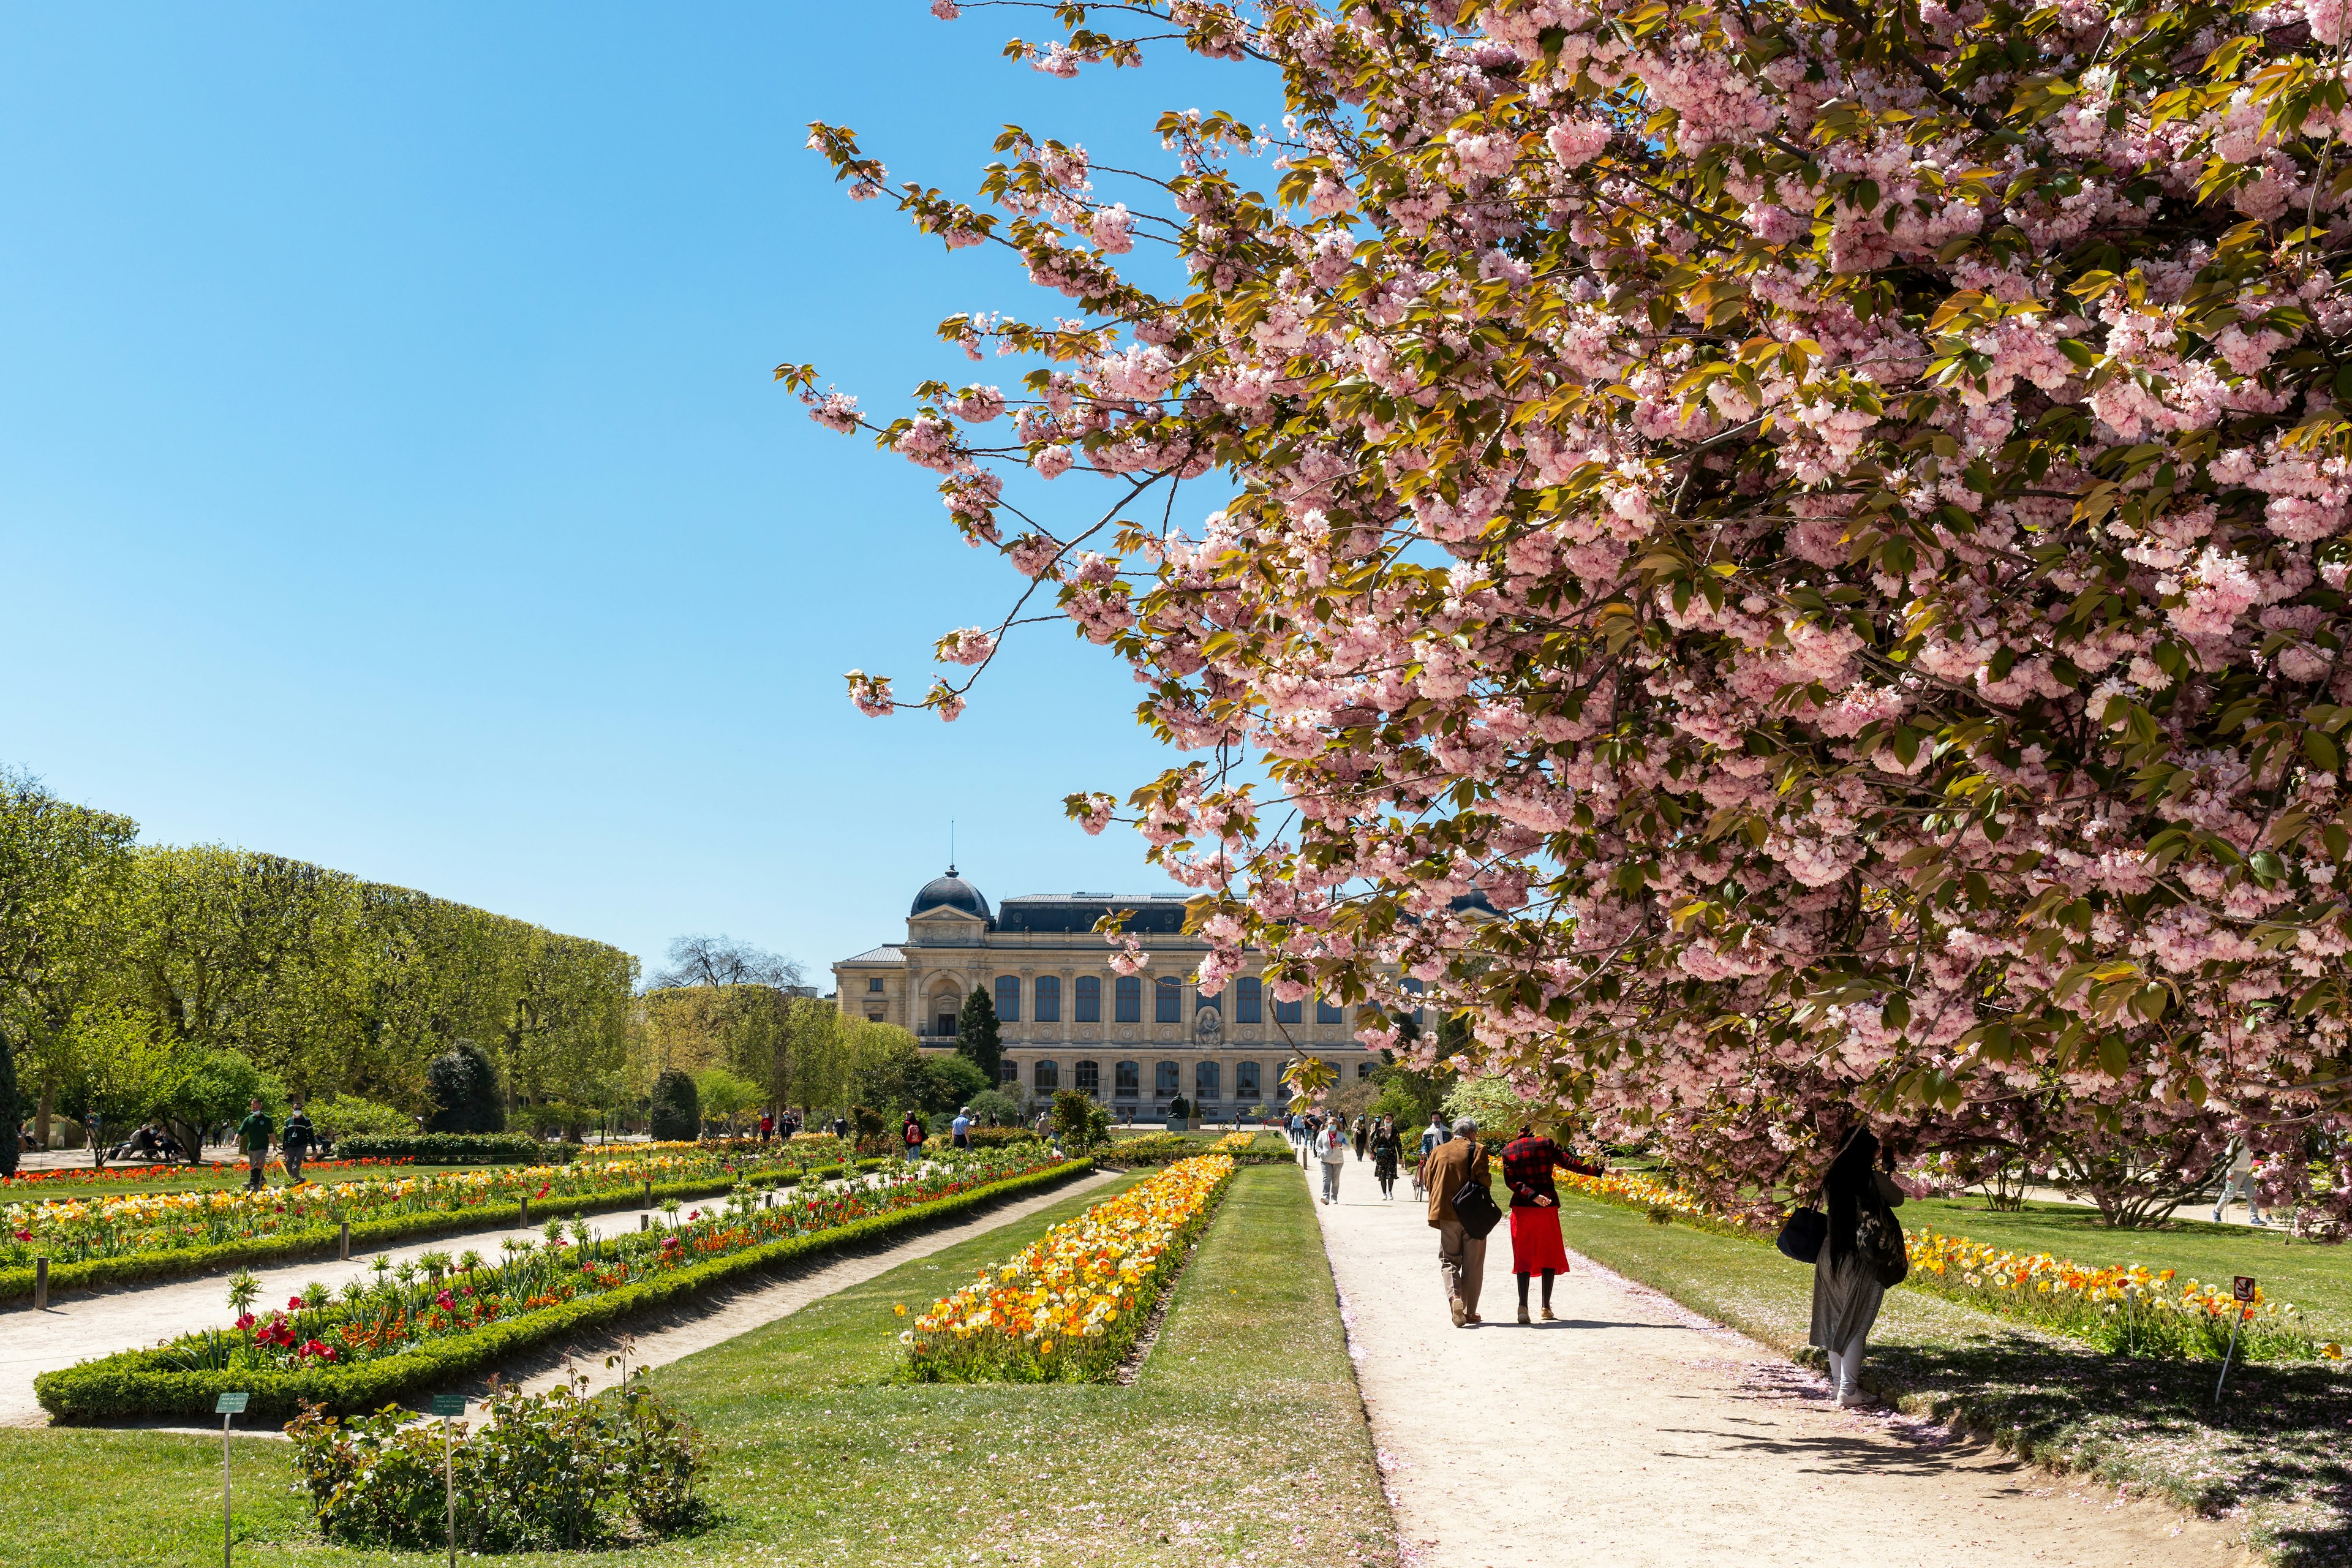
[1289, 1110, 1409, 1202]
[1303, 1109, 1909, 1406]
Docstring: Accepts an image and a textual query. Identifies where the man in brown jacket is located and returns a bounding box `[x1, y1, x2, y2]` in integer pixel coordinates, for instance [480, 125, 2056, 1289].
[1422, 1118, 1490, 1326]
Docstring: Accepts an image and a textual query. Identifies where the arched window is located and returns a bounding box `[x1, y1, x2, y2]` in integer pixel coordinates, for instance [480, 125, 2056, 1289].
[1033, 1060, 1060, 1092]
[1114, 1060, 1140, 1098]
[1235, 976, 1262, 1023]
[1155, 1060, 1180, 1097]
[1074, 975, 1101, 1023]
[1155, 976, 1183, 1023]
[1235, 1061, 1261, 1100]
[1115, 974, 1142, 1023]
[1034, 976, 1061, 1023]
[1074, 1060, 1099, 1093]
[995, 975, 1021, 1023]
[1316, 995, 1344, 1025]
[999, 1058, 1019, 1085]
[1195, 1061, 1221, 1100]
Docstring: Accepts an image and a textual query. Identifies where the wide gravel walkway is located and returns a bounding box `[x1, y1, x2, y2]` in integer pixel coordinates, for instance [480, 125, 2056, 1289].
[1306, 1162, 2250, 1568]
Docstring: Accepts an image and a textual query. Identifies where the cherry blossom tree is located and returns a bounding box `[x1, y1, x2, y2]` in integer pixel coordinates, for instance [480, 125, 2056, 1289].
[797, 0, 2352, 1219]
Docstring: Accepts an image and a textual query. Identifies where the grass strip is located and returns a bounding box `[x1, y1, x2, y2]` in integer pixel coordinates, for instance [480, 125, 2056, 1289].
[34, 1159, 1088, 1424]
[0, 1159, 889, 1305]
[1550, 1189, 2352, 1567]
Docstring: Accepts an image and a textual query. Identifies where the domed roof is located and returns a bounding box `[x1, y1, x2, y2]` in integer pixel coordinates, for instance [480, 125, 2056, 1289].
[910, 867, 992, 921]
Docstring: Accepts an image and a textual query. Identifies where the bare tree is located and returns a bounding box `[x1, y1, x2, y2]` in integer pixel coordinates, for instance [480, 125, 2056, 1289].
[650, 935, 804, 993]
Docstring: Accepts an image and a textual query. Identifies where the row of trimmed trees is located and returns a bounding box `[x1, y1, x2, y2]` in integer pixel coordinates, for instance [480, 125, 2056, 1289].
[0, 770, 636, 1174]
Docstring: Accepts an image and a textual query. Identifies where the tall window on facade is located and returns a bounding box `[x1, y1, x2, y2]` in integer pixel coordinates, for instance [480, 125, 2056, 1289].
[1034, 1060, 1060, 1091]
[1034, 975, 1061, 1023]
[1155, 1060, 1180, 1097]
[1316, 995, 1344, 1025]
[1155, 976, 1182, 1023]
[1357, 1061, 1375, 1078]
[1235, 1060, 1261, 1099]
[867, 978, 884, 992]
[1075, 974, 1101, 1023]
[995, 975, 1021, 1023]
[1074, 1059, 1099, 1093]
[1275, 993, 1303, 1025]
[1235, 976, 1262, 1023]
[1115, 974, 1142, 1023]
[1195, 1061, 1221, 1100]
[999, 1059, 1019, 1085]
[1114, 1060, 1140, 1096]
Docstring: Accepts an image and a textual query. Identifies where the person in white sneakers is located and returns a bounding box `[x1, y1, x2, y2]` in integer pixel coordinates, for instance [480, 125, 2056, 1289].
[2214, 1140, 2268, 1226]
[1316, 1119, 1348, 1203]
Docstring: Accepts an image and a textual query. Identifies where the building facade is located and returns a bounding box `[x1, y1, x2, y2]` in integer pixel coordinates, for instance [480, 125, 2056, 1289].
[833, 868, 1392, 1120]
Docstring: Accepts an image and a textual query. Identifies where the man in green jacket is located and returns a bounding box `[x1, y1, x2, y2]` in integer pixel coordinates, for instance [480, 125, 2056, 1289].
[237, 1099, 273, 1191]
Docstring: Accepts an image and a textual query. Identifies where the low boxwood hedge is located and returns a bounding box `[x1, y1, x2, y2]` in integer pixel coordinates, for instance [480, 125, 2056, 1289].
[333, 1134, 571, 1165]
[0, 1158, 891, 1306]
[36, 1157, 1092, 1423]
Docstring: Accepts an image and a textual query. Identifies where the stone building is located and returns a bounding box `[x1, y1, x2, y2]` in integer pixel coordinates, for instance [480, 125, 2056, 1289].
[833, 867, 1394, 1121]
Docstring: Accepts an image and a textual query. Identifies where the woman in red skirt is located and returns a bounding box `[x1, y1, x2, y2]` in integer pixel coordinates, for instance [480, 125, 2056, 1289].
[1500, 1123, 1600, 1323]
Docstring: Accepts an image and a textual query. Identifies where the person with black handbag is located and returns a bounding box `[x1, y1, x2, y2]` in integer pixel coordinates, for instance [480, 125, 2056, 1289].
[1810, 1128, 1908, 1407]
[1422, 1117, 1501, 1327]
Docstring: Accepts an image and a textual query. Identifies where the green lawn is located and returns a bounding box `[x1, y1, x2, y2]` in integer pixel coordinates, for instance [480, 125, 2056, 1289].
[0, 1163, 1393, 1567]
[1550, 1189, 2352, 1567]
[1902, 1193, 2352, 1338]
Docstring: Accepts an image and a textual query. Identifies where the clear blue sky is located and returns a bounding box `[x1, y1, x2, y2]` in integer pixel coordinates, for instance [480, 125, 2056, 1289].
[0, 6, 1262, 985]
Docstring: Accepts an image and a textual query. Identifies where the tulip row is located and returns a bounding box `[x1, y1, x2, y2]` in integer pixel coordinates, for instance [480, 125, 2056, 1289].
[0, 1156, 421, 1191]
[1904, 1232, 2342, 1363]
[1557, 1169, 2339, 1363]
[902, 1154, 1235, 1383]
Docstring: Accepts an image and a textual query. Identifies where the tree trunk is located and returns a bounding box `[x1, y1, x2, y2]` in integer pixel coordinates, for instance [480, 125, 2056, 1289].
[34, 1077, 53, 1150]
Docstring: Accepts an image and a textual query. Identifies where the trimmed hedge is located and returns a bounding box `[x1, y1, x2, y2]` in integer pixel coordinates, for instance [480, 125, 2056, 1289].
[36, 1158, 1093, 1423]
[0, 1158, 892, 1306]
[334, 1134, 571, 1165]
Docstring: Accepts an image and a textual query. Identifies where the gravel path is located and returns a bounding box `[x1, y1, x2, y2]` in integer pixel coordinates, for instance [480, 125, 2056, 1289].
[1307, 1166, 2253, 1568]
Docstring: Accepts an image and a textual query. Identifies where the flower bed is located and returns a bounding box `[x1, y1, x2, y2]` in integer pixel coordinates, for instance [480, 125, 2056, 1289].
[902, 1154, 1234, 1382]
[36, 1150, 1088, 1422]
[1, 1148, 888, 1304]
[1558, 1169, 2339, 1363]
[0, 1155, 421, 1191]
[333, 1134, 569, 1164]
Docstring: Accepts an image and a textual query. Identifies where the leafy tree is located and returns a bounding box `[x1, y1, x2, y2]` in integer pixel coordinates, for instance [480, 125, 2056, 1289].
[151, 1046, 269, 1156]
[843, 1019, 925, 1117]
[919, 1052, 990, 1117]
[965, 1087, 1020, 1127]
[954, 987, 1000, 1082]
[1052, 1088, 1110, 1150]
[425, 1043, 504, 1134]
[692, 1068, 760, 1136]
[0, 1028, 17, 1177]
[649, 1069, 699, 1142]
[0, 769, 137, 1153]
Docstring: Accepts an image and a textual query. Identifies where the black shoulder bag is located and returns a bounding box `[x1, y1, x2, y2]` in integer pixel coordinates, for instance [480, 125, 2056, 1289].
[1449, 1144, 1504, 1240]
[1775, 1204, 1827, 1264]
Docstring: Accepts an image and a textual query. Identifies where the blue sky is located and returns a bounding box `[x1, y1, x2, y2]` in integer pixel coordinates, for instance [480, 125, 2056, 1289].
[0, 5, 1268, 984]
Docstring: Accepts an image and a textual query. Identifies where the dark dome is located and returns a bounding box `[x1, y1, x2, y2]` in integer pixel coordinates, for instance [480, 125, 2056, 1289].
[910, 867, 992, 921]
